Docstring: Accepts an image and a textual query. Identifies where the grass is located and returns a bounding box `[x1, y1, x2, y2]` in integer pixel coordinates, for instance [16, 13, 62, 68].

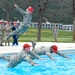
[12, 27, 74, 43]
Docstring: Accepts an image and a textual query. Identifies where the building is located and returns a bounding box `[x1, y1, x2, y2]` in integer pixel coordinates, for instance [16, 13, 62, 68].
[30, 22, 74, 31]
[63, 25, 73, 31]
[30, 22, 63, 30]
[9, 21, 73, 31]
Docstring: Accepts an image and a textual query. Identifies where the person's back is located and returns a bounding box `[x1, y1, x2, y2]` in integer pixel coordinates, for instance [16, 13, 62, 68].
[23, 11, 32, 25]
[7, 49, 28, 68]
[33, 46, 51, 55]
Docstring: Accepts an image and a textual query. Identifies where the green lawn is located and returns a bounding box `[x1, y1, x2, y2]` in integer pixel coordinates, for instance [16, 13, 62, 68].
[13, 27, 74, 43]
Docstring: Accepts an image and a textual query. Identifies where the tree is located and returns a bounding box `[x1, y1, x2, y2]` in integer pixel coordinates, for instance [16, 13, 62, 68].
[37, 0, 48, 41]
[72, 0, 75, 41]
[0, 0, 14, 21]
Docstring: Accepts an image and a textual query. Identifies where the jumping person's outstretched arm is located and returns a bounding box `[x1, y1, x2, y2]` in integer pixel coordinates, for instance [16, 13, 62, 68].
[23, 56, 38, 66]
[14, 3, 18, 8]
[29, 51, 40, 59]
[29, 51, 45, 60]
[56, 52, 71, 60]
[14, 3, 26, 15]
[46, 52, 56, 60]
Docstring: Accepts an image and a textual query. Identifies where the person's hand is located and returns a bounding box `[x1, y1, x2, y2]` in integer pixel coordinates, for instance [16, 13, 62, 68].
[40, 58, 45, 60]
[51, 58, 56, 60]
[14, 3, 18, 8]
[67, 57, 71, 60]
[33, 63, 40, 66]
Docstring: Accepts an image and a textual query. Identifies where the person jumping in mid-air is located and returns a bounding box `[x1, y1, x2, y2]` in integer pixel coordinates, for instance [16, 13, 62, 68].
[5, 3, 34, 40]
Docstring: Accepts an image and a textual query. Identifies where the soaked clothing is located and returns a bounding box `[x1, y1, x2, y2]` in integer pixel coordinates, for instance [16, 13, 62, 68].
[5, 7, 32, 40]
[0, 49, 40, 68]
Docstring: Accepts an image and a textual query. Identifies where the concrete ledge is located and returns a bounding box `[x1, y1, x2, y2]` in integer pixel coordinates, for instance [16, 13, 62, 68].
[0, 42, 75, 54]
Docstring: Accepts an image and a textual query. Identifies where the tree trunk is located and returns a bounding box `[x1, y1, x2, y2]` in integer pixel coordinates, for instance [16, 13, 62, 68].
[73, 17, 75, 41]
[6, 11, 9, 21]
[37, 0, 48, 41]
[37, 12, 43, 41]
[73, 0, 75, 41]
